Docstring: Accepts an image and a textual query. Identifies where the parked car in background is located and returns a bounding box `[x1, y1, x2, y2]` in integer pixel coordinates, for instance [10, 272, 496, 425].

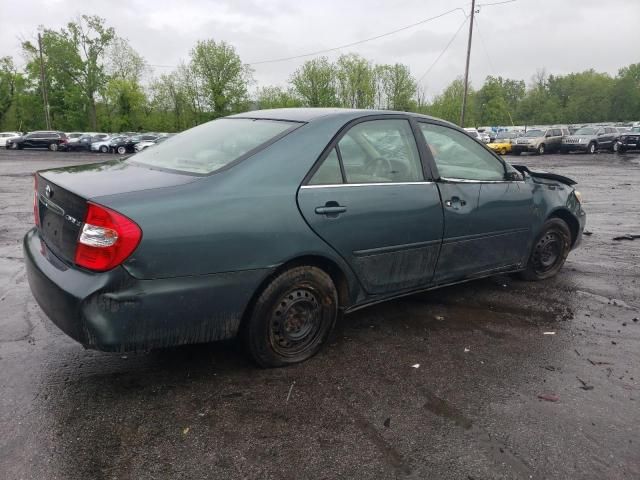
[91, 136, 121, 153]
[111, 134, 159, 154]
[0, 132, 22, 147]
[616, 126, 640, 153]
[487, 131, 518, 155]
[24, 108, 586, 367]
[65, 132, 84, 148]
[66, 133, 111, 152]
[6, 131, 68, 151]
[463, 128, 480, 140]
[561, 126, 619, 153]
[512, 127, 569, 155]
[134, 135, 170, 152]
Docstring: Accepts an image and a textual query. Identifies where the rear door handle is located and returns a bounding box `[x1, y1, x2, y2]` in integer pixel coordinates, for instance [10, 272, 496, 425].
[445, 197, 467, 210]
[315, 201, 347, 217]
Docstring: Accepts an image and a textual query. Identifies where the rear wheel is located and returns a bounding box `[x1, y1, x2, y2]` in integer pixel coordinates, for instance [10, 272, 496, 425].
[612, 141, 620, 153]
[519, 218, 571, 281]
[242, 266, 338, 368]
[500, 148, 507, 155]
[48, 143, 58, 152]
[117, 146, 127, 155]
[587, 142, 596, 154]
[99, 145, 108, 153]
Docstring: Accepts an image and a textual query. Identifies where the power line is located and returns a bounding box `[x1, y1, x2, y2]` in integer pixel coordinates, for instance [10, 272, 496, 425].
[476, 0, 517, 7]
[246, 6, 467, 65]
[416, 16, 469, 84]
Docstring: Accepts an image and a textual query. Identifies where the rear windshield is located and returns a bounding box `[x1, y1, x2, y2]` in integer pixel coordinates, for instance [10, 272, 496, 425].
[130, 118, 298, 174]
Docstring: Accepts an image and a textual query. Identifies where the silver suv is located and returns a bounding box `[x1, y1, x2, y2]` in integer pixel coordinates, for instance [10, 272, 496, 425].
[561, 126, 619, 154]
[512, 127, 570, 155]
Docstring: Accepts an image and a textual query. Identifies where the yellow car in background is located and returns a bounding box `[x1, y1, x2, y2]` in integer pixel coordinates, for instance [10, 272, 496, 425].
[487, 131, 519, 155]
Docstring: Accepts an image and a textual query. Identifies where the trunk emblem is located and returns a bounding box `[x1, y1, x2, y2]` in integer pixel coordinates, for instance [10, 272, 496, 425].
[45, 185, 53, 198]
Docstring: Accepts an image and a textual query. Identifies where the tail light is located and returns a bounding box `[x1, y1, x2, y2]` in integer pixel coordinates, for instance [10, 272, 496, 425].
[33, 175, 40, 226]
[74, 203, 142, 272]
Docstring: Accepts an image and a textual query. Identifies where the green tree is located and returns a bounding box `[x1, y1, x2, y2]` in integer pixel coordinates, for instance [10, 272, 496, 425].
[290, 57, 337, 107]
[375, 63, 417, 111]
[335, 54, 375, 109]
[256, 86, 303, 109]
[189, 39, 252, 117]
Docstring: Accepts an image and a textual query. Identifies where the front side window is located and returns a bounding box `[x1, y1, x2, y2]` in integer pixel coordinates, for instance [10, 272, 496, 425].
[337, 119, 423, 183]
[419, 123, 506, 181]
[131, 118, 298, 175]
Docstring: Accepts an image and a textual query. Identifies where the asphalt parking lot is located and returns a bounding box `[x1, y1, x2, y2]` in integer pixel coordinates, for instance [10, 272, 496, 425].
[0, 148, 639, 480]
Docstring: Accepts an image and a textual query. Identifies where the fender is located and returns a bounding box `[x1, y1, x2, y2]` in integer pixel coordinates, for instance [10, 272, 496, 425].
[512, 164, 577, 186]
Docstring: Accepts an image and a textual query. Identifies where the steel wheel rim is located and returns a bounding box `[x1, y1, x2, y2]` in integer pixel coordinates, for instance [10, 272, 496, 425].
[50, 144, 58, 151]
[269, 288, 322, 357]
[533, 231, 564, 274]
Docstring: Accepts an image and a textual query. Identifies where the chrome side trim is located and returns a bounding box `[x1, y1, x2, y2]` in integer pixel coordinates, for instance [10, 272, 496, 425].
[300, 181, 435, 189]
[440, 177, 525, 184]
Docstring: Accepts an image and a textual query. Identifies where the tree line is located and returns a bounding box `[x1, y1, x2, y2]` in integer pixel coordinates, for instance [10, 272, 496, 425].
[0, 15, 639, 133]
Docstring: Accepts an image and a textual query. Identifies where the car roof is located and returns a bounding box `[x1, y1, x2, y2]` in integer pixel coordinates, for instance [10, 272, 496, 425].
[229, 107, 448, 125]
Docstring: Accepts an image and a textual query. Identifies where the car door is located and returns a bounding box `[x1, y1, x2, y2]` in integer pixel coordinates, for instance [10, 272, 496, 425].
[417, 122, 534, 283]
[23, 133, 38, 147]
[297, 117, 444, 294]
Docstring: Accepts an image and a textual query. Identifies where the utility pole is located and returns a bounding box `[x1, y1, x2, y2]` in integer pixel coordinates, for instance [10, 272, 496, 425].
[459, 0, 476, 127]
[37, 33, 51, 130]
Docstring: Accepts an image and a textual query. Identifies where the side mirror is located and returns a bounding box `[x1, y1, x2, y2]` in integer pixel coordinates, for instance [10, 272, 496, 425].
[505, 171, 522, 181]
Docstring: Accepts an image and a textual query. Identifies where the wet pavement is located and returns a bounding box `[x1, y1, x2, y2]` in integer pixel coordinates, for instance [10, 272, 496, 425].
[1, 148, 639, 479]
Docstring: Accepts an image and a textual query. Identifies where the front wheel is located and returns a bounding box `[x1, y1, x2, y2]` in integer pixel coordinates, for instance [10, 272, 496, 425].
[537, 144, 545, 155]
[242, 266, 338, 368]
[48, 143, 58, 152]
[519, 218, 572, 281]
[587, 142, 596, 154]
[612, 141, 620, 153]
[116, 146, 127, 155]
[99, 145, 109, 153]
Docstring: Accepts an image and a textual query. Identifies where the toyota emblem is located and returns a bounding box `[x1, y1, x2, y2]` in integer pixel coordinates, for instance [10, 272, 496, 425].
[45, 185, 52, 198]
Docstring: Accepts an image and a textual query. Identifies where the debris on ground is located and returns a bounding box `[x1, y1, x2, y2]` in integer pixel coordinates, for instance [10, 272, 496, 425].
[612, 234, 640, 241]
[587, 359, 612, 366]
[537, 393, 559, 402]
[576, 377, 595, 390]
[411, 363, 420, 368]
[435, 315, 445, 321]
[384, 417, 391, 428]
[583, 230, 593, 236]
[464, 347, 470, 353]
[543, 331, 556, 335]
[182, 427, 190, 435]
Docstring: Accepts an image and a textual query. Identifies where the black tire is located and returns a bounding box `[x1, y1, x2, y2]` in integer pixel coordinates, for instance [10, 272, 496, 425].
[618, 145, 626, 154]
[519, 218, 572, 281]
[99, 145, 108, 153]
[512, 150, 521, 156]
[537, 143, 545, 155]
[587, 142, 596, 154]
[612, 141, 620, 153]
[242, 266, 338, 368]
[116, 146, 126, 155]
[48, 143, 58, 152]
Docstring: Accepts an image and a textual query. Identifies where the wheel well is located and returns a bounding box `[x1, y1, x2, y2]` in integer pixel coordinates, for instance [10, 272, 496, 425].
[549, 209, 579, 246]
[239, 255, 351, 329]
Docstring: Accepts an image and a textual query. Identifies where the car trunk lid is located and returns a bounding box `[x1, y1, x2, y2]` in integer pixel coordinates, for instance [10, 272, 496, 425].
[36, 159, 198, 264]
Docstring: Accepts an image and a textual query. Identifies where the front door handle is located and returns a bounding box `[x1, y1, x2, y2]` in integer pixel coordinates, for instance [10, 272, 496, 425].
[445, 196, 467, 210]
[315, 201, 347, 217]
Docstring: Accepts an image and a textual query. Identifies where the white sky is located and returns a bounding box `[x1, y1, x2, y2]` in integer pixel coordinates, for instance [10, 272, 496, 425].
[1, 0, 639, 98]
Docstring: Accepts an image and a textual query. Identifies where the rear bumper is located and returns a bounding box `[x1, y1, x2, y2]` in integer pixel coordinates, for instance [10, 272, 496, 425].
[561, 144, 588, 152]
[24, 228, 272, 352]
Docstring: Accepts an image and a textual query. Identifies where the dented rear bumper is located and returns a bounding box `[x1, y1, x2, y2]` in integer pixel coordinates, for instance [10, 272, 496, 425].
[24, 228, 271, 352]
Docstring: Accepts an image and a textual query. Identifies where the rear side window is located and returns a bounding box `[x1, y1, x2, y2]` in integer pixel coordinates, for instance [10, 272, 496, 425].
[309, 149, 343, 185]
[131, 118, 298, 175]
[337, 119, 423, 183]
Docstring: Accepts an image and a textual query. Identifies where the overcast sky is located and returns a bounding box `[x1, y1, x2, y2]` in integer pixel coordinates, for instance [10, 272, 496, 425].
[2, 0, 639, 97]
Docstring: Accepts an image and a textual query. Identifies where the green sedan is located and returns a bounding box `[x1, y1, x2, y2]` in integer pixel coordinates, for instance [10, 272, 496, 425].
[24, 109, 586, 367]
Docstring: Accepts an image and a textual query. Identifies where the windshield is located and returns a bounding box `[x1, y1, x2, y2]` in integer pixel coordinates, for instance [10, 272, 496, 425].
[496, 132, 515, 139]
[524, 130, 543, 137]
[574, 127, 597, 135]
[632, 127, 640, 133]
[131, 118, 298, 175]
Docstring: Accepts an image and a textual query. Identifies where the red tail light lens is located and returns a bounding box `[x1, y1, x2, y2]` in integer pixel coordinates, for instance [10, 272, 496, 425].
[74, 203, 142, 272]
[33, 175, 40, 226]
